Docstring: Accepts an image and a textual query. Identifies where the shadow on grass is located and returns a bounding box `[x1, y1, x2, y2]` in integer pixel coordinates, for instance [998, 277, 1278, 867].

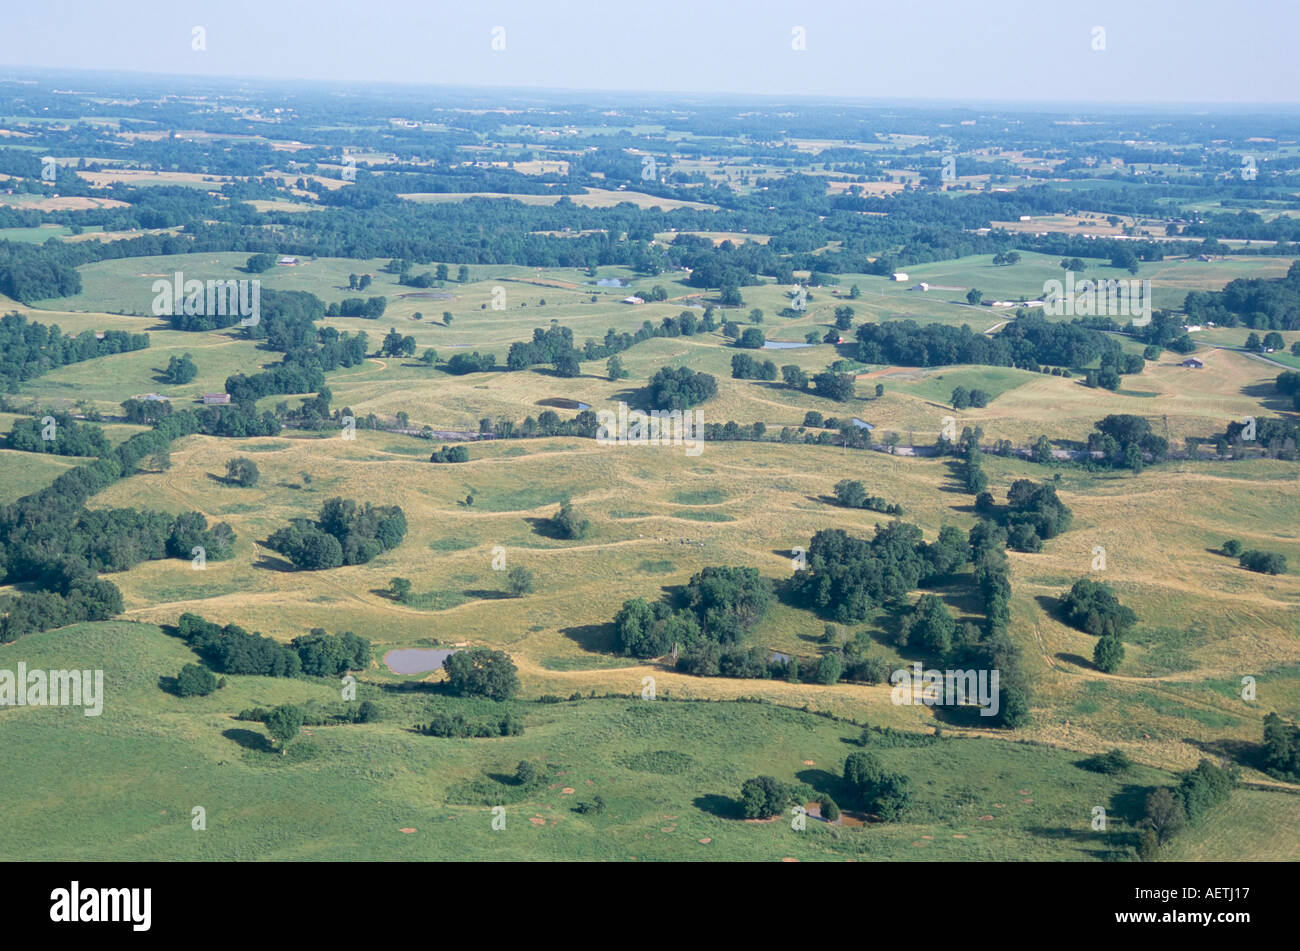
[254, 552, 298, 572]
[223, 727, 272, 753]
[560, 623, 617, 654]
[1184, 736, 1262, 772]
[795, 768, 851, 803]
[693, 794, 742, 820]
[1056, 652, 1097, 670]
[1033, 594, 1070, 625]
[463, 588, 515, 601]
[524, 516, 568, 540]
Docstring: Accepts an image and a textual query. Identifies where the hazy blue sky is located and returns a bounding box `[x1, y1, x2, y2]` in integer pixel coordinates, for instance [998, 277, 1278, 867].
[4, 0, 1298, 104]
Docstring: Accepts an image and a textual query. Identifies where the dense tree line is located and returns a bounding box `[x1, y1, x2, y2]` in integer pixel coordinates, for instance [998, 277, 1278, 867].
[789, 522, 968, 623]
[421, 711, 524, 737]
[1137, 760, 1237, 860]
[612, 565, 773, 659]
[176, 613, 371, 678]
[1183, 260, 1300, 331]
[1261, 713, 1300, 783]
[267, 496, 407, 570]
[855, 313, 1125, 372]
[831, 479, 903, 515]
[7, 413, 110, 456]
[0, 312, 148, 390]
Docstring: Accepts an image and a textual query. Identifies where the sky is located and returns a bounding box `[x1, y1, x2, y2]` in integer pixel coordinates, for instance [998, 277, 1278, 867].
[3, 0, 1299, 105]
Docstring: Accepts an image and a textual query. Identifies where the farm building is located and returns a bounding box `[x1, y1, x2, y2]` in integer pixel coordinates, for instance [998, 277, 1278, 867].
[201, 393, 232, 404]
[1181, 358, 1204, 368]
[277, 256, 299, 266]
[890, 272, 908, 282]
[622, 296, 644, 305]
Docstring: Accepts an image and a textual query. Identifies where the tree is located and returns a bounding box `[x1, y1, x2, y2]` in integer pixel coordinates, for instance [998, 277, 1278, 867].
[1142, 786, 1186, 844]
[951, 386, 970, 410]
[819, 796, 841, 822]
[1239, 550, 1287, 575]
[225, 457, 260, 488]
[1137, 829, 1161, 861]
[147, 450, 172, 473]
[506, 565, 535, 597]
[551, 501, 589, 539]
[245, 253, 276, 273]
[161, 353, 197, 384]
[265, 703, 303, 754]
[443, 647, 519, 700]
[1094, 635, 1125, 673]
[1222, 539, 1242, 557]
[389, 577, 412, 602]
[833, 479, 867, 508]
[737, 327, 765, 349]
[458, 265, 470, 283]
[844, 751, 885, 800]
[812, 371, 856, 402]
[739, 775, 795, 819]
[606, 355, 627, 380]
[966, 288, 983, 306]
[175, 663, 217, 697]
[814, 651, 842, 685]
[553, 351, 581, 377]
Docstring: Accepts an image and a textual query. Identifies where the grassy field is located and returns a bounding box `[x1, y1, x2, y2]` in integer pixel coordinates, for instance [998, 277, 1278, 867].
[3, 619, 1288, 862]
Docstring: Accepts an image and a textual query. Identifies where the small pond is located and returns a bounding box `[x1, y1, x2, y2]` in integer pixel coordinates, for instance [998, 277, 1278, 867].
[535, 397, 591, 410]
[383, 648, 459, 675]
[762, 341, 814, 350]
